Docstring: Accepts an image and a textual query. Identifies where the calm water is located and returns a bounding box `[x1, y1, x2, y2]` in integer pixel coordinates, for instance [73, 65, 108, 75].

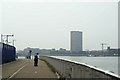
[52, 56, 119, 76]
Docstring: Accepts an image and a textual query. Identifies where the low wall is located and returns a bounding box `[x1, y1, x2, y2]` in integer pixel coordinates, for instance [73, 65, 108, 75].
[40, 56, 119, 79]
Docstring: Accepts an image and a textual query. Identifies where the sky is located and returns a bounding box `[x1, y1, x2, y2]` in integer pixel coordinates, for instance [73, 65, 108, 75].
[0, 0, 119, 50]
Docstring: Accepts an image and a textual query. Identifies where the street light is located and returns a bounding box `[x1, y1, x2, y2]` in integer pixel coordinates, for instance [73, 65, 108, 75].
[12, 39, 16, 46]
[1, 34, 14, 44]
[1, 34, 3, 42]
[6, 34, 14, 44]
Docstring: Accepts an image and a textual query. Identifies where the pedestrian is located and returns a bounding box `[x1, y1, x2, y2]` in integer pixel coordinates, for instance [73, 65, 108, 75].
[34, 53, 39, 66]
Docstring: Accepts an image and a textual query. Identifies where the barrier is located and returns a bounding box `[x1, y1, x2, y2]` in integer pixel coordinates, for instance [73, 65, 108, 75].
[0, 42, 16, 64]
[40, 56, 120, 79]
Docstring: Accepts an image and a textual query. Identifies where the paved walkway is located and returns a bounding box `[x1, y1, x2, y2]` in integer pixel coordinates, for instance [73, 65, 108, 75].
[2, 59, 57, 79]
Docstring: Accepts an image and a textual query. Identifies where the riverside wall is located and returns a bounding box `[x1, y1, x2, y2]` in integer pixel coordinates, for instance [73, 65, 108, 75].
[40, 56, 119, 79]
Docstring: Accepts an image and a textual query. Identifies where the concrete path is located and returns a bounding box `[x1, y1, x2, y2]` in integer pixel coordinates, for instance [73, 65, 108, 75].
[2, 59, 57, 79]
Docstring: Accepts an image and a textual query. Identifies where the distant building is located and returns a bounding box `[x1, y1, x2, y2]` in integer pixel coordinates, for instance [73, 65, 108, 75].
[71, 31, 83, 52]
[107, 47, 118, 56]
[59, 48, 66, 52]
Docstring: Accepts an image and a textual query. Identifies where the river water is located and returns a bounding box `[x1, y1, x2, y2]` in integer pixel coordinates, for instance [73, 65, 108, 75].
[51, 56, 119, 76]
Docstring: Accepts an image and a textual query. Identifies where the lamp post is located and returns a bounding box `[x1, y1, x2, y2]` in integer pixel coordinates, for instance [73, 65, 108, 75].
[12, 39, 16, 46]
[1, 34, 2, 42]
[6, 34, 14, 44]
[1, 34, 14, 44]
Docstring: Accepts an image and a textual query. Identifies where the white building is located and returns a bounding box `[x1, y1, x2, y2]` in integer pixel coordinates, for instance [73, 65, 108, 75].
[71, 31, 83, 52]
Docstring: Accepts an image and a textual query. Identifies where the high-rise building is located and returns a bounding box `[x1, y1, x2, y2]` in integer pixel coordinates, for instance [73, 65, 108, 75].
[71, 31, 83, 52]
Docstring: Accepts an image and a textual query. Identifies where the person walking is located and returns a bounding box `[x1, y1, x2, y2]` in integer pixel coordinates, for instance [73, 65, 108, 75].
[34, 53, 39, 66]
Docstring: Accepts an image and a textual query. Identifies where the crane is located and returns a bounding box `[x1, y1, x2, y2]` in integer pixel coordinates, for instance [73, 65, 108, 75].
[100, 43, 107, 51]
[100, 43, 108, 56]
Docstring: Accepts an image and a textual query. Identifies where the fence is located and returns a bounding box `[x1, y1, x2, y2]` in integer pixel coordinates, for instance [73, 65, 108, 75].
[0, 42, 16, 64]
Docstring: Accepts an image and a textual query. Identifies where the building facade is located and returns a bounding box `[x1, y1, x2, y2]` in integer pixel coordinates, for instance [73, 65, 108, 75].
[71, 31, 83, 52]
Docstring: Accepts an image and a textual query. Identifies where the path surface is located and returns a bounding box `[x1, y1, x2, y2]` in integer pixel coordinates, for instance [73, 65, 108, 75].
[2, 59, 57, 79]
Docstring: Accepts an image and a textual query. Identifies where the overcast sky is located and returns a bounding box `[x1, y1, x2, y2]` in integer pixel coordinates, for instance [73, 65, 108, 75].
[0, 0, 119, 50]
